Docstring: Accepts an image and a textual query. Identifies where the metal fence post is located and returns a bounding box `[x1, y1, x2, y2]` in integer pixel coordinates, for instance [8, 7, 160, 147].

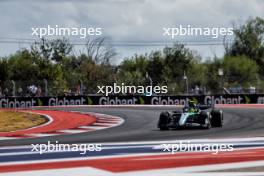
[80, 79, 83, 95]
[11, 80, 16, 97]
[43, 79, 48, 96]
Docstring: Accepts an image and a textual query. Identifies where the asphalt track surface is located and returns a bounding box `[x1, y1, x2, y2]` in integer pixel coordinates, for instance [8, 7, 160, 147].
[1, 106, 264, 146]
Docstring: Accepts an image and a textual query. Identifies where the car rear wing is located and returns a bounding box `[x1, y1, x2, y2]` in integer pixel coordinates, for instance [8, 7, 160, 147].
[198, 103, 215, 110]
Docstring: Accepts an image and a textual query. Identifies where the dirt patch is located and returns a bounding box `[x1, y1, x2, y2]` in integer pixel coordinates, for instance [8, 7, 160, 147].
[0, 110, 47, 132]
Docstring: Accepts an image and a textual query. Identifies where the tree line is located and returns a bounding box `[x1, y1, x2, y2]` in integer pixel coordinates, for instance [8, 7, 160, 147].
[0, 17, 264, 96]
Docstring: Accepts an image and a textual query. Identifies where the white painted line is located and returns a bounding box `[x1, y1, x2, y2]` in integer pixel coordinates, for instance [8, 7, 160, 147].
[28, 133, 59, 137]
[92, 123, 113, 126]
[56, 130, 89, 133]
[147, 160, 264, 173]
[86, 126, 107, 130]
[0, 167, 113, 176]
[0, 137, 18, 140]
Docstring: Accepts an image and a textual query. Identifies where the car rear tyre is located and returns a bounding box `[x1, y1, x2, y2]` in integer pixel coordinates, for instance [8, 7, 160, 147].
[158, 111, 170, 130]
[211, 110, 223, 127]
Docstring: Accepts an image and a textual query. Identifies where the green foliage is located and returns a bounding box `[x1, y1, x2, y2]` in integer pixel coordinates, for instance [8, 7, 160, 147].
[163, 44, 194, 82]
[0, 49, 67, 95]
[147, 51, 164, 85]
[8, 50, 39, 81]
[204, 58, 223, 93]
[80, 60, 115, 93]
[1, 17, 264, 95]
[0, 58, 10, 82]
[226, 17, 264, 75]
[31, 38, 73, 63]
[118, 54, 148, 85]
[117, 44, 196, 93]
[223, 56, 258, 87]
[187, 59, 208, 87]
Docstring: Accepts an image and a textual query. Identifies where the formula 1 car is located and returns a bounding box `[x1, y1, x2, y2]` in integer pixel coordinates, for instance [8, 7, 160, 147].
[157, 101, 223, 130]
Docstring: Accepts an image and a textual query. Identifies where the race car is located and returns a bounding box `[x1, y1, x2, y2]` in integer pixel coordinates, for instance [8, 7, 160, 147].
[157, 101, 223, 130]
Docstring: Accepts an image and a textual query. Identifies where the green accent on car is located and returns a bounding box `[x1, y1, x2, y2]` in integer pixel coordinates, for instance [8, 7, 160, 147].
[191, 98, 198, 104]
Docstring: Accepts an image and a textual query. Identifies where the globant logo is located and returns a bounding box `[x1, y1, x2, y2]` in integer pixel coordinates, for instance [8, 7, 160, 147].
[204, 95, 243, 105]
[151, 97, 189, 105]
[0, 98, 37, 108]
[48, 97, 86, 106]
[99, 97, 138, 105]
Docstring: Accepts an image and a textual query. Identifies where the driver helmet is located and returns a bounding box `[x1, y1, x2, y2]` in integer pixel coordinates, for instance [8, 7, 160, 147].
[188, 100, 196, 108]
